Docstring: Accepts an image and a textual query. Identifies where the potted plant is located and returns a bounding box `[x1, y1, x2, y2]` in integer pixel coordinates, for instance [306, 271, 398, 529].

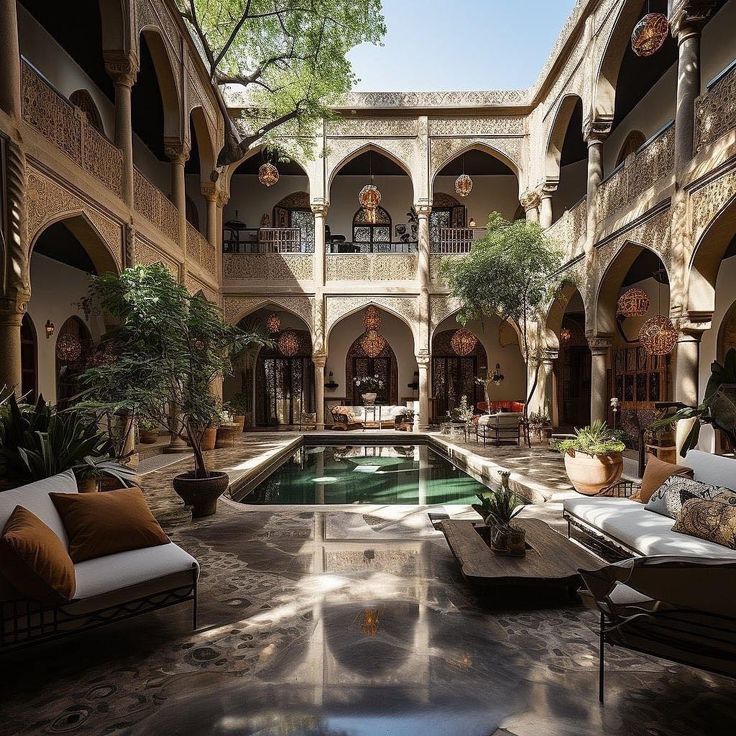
[472, 471, 528, 556]
[555, 420, 626, 495]
[353, 375, 384, 406]
[528, 410, 551, 445]
[78, 264, 267, 517]
[73, 455, 139, 493]
[226, 392, 248, 431]
[394, 407, 414, 431]
[138, 417, 159, 444]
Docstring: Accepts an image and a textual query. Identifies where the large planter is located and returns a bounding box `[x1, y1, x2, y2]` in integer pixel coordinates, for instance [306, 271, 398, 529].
[194, 426, 218, 451]
[563, 451, 623, 495]
[362, 392, 377, 406]
[140, 429, 159, 444]
[233, 414, 246, 431]
[172, 471, 229, 518]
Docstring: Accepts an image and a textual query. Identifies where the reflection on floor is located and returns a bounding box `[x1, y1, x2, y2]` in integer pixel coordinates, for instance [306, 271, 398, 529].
[5, 503, 736, 735]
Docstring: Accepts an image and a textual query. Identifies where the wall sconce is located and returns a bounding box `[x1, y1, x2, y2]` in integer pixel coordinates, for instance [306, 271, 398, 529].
[45, 320, 55, 339]
[491, 363, 504, 385]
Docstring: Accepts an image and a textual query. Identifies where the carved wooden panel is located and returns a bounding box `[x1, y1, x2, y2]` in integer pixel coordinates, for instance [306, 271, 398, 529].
[326, 254, 417, 281]
[186, 222, 216, 276]
[223, 254, 314, 281]
[133, 168, 179, 243]
[695, 53, 736, 152]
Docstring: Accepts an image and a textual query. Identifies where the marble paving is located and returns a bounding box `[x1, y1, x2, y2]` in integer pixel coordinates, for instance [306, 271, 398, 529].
[3, 498, 736, 736]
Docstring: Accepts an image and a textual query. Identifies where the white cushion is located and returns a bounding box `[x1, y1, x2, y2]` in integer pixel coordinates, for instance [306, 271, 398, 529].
[0, 470, 78, 545]
[683, 450, 736, 490]
[563, 496, 736, 558]
[73, 542, 199, 600]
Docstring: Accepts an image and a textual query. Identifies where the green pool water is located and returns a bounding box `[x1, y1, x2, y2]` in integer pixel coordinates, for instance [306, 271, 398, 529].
[241, 444, 492, 505]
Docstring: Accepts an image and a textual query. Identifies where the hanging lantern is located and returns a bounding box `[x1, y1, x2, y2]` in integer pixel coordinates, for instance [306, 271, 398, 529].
[631, 13, 669, 57]
[362, 306, 381, 332]
[359, 184, 381, 212]
[639, 315, 678, 356]
[617, 287, 651, 318]
[360, 330, 387, 358]
[450, 328, 478, 356]
[455, 173, 473, 198]
[56, 334, 82, 362]
[265, 313, 281, 334]
[258, 162, 279, 187]
[560, 327, 572, 343]
[277, 330, 300, 357]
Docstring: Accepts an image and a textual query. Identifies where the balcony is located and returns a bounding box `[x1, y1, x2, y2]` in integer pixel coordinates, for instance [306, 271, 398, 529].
[546, 197, 587, 260]
[223, 227, 306, 253]
[431, 227, 487, 253]
[133, 167, 179, 244]
[326, 241, 417, 253]
[696, 60, 736, 153]
[186, 222, 217, 277]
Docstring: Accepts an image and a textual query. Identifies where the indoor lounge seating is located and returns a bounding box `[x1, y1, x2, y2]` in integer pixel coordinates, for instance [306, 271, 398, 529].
[0, 470, 199, 650]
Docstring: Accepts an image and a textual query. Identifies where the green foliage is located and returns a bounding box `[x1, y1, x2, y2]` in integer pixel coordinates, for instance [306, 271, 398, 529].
[226, 392, 249, 414]
[0, 395, 114, 487]
[78, 264, 268, 478]
[653, 348, 736, 456]
[554, 420, 626, 456]
[473, 478, 528, 528]
[441, 214, 563, 414]
[178, 0, 386, 164]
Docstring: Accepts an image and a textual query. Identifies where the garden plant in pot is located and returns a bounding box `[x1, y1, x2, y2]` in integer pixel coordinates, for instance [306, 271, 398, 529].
[472, 471, 528, 556]
[353, 375, 384, 406]
[78, 264, 267, 517]
[527, 411, 551, 445]
[226, 392, 249, 431]
[138, 417, 160, 444]
[555, 421, 625, 495]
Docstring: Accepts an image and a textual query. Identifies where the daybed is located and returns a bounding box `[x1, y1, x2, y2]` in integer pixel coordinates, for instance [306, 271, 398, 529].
[0, 470, 199, 650]
[330, 405, 409, 430]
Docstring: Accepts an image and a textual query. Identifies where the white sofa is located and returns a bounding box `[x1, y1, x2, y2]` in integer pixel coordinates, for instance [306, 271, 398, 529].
[563, 450, 736, 558]
[0, 470, 199, 649]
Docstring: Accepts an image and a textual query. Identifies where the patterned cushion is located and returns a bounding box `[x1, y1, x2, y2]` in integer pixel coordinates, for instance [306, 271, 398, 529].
[673, 497, 736, 550]
[645, 476, 728, 520]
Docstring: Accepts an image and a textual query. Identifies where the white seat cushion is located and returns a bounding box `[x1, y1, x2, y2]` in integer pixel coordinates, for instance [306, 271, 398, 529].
[0, 470, 77, 545]
[683, 450, 736, 490]
[73, 542, 199, 600]
[563, 496, 736, 558]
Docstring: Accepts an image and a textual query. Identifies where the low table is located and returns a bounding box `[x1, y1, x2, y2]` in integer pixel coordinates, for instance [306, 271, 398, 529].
[439, 518, 601, 595]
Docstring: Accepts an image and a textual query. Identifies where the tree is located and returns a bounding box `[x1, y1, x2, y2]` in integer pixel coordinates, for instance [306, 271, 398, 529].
[78, 264, 268, 478]
[441, 213, 563, 418]
[178, 0, 386, 166]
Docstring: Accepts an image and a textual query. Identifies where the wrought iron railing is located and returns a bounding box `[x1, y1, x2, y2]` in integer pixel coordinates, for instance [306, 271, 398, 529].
[21, 59, 123, 197]
[431, 227, 487, 253]
[695, 60, 736, 153]
[326, 241, 418, 253]
[223, 227, 303, 253]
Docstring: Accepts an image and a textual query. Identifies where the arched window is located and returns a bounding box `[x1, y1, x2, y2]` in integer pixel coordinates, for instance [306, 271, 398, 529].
[430, 193, 466, 244]
[69, 89, 104, 135]
[55, 316, 93, 408]
[273, 192, 314, 252]
[352, 206, 391, 251]
[615, 130, 646, 167]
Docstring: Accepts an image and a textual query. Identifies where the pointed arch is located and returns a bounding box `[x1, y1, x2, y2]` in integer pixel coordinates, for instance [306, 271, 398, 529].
[328, 142, 415, 196]
[545, 282, 586, 349]
[229, 297, 313, 334]
[615, 130, 646, 166]
[544, 94, 584, 185]
[189, 105, 217, 178]
[431, 141, 520, 186]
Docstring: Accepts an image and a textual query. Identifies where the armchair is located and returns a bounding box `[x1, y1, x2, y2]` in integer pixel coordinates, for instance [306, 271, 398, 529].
[579, 556, 736, 702]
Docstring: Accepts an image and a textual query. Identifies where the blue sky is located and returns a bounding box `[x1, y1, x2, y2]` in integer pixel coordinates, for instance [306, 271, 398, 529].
[348, 0, 578, 91]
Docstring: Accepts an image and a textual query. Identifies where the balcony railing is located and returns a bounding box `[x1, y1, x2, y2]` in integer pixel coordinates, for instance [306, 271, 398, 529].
[696, 60, 736, 153]
[596, 122, 675, 222]
[186, 222, 216, 276]
[546, 197, 587, 257]
[21, 59, 123, 197]
[431, 227, 487, 253]
[133, 168, 179, 243]
[327, 241, 417, 253]
[223, 227, 304, 253]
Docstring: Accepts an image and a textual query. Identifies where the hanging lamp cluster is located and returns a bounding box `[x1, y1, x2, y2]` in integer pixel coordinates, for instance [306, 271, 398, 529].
[265, 313, 281, 334]
[56, 334, 82, 362]
[617, 287, 650, 318]
[362, 305, 382, 332]
[560, 327, 572, 343]
[450, 328, 478, 356]
[358, 151, 381, 219]
[258, 161, 279, 187]
[277, 330, 300, 357]
[631, 8, 669, 57]
[359, 306, 387, 358]
[454, 154, 473, 197]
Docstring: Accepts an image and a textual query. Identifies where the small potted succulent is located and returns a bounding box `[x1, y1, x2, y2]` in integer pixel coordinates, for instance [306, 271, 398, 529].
[472, 471, 528, 556]
[353, 375, 384, 406]
[138, 417, 159, 444]
[527, 410, 551, 445]
[555, 420, 625, 495]
[227, 392, 248, 431]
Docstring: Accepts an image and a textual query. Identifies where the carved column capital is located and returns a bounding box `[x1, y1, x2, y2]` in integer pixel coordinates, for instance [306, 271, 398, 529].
[104, 52, 139, 87]
[164, 139, 190, 166]
[311, 203, 329, 217]
[583, 118, 611, 145]
[587, 334, 612, 355]
[669, 0, 717, 41]
[520, 189, 541, 212]
[312, 354, 327, 369]
[415, 204, 432, 218]
[415, 354, 431, 369]
[0, 292, 29, 318]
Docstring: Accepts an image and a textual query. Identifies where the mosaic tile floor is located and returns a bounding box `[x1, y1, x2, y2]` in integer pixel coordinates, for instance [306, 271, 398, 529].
[4, 502, 736, 736]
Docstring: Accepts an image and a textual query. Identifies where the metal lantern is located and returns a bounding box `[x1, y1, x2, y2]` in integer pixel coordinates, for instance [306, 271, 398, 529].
[360, 329, 387, 358]
[639, 315, 678, 356]
[560, 327, 572, 343]
[55, 334, 82, 362]
[277, 330, 300, 357]
[258, 162, 279, 187]
[265, 313, 281, 334]
[358, 184, 381, 212]
[450, 328, 478, 356]
[455, 173, 473, 198]
[631, 13, 669, 57]
[362, 305, 381, 332]
[617, 287, 651, 318]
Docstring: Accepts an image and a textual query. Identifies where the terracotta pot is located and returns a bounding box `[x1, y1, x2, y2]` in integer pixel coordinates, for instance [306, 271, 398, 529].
[140, 429, 159, 444]
[564, 451, 623, 495]
[233, 414, 246, 431]
[172, 471, 229, 518]
[193, 426, 218, 451]
[77, 477, 99, 493]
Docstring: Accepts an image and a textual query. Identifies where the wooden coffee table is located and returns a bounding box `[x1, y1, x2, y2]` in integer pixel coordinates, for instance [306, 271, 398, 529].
[440, 518, 602, 595]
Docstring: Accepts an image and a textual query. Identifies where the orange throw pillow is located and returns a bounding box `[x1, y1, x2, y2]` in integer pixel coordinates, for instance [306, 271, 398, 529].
[51, 487, 169, 563]
[635, 454, 693, 503]
[0, 506, 76, 604]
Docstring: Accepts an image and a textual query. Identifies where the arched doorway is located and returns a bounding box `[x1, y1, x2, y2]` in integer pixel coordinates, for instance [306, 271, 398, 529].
[55, 316, 93, 408]
[20, 314, 38, 401]
[431, 329, 487, 418]
[352, 206, 391, 252]
[346, 335, 397, 406]
[273, 191, 314, 252]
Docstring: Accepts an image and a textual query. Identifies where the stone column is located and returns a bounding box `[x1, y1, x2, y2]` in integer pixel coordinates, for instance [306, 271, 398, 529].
[313, 354, 327, 430]
[670, 2, 715, 168]
[311, 203, 328, 288]
[588, 336, 611, 424]
[0, 0, 21, 119]
[416, 205, 431, 289]
[674, 327, 704, 452]
[583, 125, 608, 252]
[204, 190, 218, 248]
[105, 54, 138, 208]
[416, 354, 430, 430]
[0, 306, 24, 395]
[165, 141, 190, 259]
[538, 352, 557, 417]
[520, 190, 540, 224]
[539, 191, 554, 230]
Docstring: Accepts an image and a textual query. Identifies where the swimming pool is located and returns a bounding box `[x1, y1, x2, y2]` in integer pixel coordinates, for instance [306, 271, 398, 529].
[240, 443, 492, 505]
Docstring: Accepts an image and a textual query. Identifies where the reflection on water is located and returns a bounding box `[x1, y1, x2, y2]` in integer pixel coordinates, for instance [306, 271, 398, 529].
[242, 445, 490, 505]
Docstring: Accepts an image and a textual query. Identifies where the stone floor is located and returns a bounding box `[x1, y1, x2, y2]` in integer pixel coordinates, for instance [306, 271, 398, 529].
[4, 434, 736, 735]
